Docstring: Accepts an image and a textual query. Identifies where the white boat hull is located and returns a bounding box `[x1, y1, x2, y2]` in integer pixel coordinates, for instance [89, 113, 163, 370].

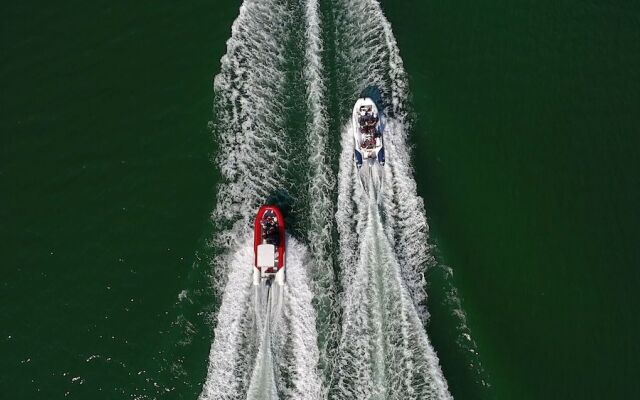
[352, 97, 385, 168]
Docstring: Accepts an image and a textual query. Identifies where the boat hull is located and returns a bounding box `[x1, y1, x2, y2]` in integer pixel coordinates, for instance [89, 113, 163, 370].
[353, 97, 385, 168]
[253, 205, 286, 285]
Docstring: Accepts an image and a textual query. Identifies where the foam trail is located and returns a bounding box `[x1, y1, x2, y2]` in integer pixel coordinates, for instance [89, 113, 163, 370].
[199, 242, 257, 399]
[344, 0, 489, 383]
[334, 0, 431, 311]
[201, 0, 322, 398]
[381, 118, 433, 318]
[279, 240, 323, 400]
[200, 238, 321, 400]
[334, 124, 451, 399]
[333, 0, 431, 315]
[246, 287, 279, 400]
[301, 0, 338, 384]
[211, 0, 294, 290]
[333, 0, 490, 394]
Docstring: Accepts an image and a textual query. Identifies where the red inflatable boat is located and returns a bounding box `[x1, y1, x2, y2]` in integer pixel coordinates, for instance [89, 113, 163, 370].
[253, 205, 286, 285]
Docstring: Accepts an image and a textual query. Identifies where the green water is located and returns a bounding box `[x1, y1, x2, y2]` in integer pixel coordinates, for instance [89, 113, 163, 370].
[1, 0, 639, 399]
[388, 2, 640, 399]
[1, 1, 232, 397]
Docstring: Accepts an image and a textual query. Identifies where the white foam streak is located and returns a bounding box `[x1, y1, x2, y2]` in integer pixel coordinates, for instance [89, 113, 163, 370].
[333, 0, 435, 319]
[334, 124, 452, 399]
[336, 2, 490, 391]
[282, 240, 323, 400]
[331, 0, 455, 396]
[212, 0, 294, 284]
[301, 0, 339, 385]
[202, 0, 322, 398]
[246, 286, 279, 400]
[200, 238, 321, 400]
[382, 118, 433, 318]
[199, 243, 256, 400]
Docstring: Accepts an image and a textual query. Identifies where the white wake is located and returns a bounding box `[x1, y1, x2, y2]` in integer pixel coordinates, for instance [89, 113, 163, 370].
[202, 0, 468, 396]
[334, 123, 452, 399]
[301, 0, 339, 388]
[331, 0, 453, 397]
[211, 0, 294, 290]
[199, 238, 321, 400]
[201, 0, 322, 398]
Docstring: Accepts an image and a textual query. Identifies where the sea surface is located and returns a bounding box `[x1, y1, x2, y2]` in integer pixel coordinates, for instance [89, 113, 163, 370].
[1, 0, 639, 399]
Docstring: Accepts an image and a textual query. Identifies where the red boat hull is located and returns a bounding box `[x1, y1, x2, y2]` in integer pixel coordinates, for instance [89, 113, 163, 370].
[253, 205, 286, 274]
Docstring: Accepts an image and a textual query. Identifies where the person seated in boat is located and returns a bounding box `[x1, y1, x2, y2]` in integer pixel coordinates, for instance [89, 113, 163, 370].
[358, 113, 368, 126]
[260, 216, 279, 246]
[363, 134, 376, 149]
[261, 216, 276, 239]
[359, 113, 375, 127]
